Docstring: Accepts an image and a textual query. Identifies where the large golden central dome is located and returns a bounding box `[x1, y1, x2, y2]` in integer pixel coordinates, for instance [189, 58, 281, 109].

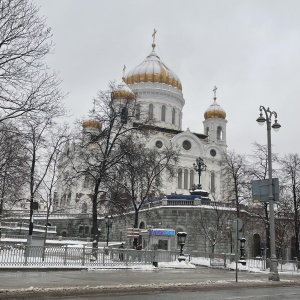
[124, 47, 182, 91]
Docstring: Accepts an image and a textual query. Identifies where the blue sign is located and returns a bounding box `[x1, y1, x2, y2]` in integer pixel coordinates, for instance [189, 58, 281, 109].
[149, 229, 176, 236]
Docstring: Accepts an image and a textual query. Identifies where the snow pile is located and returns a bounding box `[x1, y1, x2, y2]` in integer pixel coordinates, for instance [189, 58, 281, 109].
[158, 260, 196, 269]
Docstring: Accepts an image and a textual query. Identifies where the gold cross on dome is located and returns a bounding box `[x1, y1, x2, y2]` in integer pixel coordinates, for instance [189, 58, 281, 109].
[213, 86, 217, 99]
[92, 99, 96, 113]
[152, 29, 157, 49]
[123, 65, 126, 78]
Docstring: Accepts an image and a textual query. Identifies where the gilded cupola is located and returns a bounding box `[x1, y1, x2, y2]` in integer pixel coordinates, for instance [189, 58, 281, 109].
[123, 30, 182, 91]
[204, 86, 226, 120]
[111, 74, 135, 101]
[82, 102, 102, 130]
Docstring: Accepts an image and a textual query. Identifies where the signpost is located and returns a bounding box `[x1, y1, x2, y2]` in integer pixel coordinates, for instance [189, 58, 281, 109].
[252, 178, 279, 203]
[126, 228, 140, 238]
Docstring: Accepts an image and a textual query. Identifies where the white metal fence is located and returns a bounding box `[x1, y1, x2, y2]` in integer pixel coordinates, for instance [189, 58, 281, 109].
[0, 245, 181, 267]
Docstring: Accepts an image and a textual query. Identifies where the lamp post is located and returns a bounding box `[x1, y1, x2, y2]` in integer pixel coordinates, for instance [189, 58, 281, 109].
[105, 215, 113, 247]
[239, 237, 246, 265]
[256, 105, 281, 281]
[177, 232, 187, 262]
[193, 157, 207, 189]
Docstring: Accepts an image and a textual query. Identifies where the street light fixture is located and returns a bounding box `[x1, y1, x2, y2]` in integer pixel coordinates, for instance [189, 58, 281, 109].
[256, 105, 280, 281]
[105, 215, 113, 247]
[238, 237, 246, 266]
[193, 157, 207, 189]
[177, 232, 187, 262]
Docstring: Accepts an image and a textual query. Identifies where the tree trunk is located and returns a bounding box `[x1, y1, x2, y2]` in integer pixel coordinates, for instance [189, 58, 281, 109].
[92, 180, 100, 258]
[133, 208, 139, 248]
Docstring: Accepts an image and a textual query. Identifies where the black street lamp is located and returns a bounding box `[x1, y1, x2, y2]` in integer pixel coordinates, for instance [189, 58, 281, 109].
[238, 237, 246, 265]
[256, 105, 281, 281]
[193, 157, 207, 189]
[177, 232, 187, 262]
[105, 215, 113, 247]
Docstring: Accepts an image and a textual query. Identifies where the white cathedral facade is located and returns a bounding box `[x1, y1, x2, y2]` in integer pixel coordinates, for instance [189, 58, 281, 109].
[55, 36, 228, 214]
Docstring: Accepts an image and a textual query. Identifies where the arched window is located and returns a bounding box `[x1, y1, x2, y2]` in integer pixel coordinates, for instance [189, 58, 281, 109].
[184, 169, 188, 189]
[172, 108, 176, 124]
[161, 105, 166, 122]
[190, 170, 194, 188]
[121, 107, 128, 124]
[61, 230, 67, 238]
[82, 202, 87, 214]
[253, 234, 261, 257]
[211, 172, 215, 192]
[178, 169, 182, 189]
[217, 126, 222, 140]
[135, 104, 140, 120]
[139, 222, 146, 229]
[149, 104, 153, 120]
[206, 127, 209, 136]
[179, 112, 182, 128]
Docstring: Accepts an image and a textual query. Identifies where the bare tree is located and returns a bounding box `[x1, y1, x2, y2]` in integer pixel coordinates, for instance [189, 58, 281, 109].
[279, 153, 300, 259]
[191, 204, 229, 254]
[246, 142, 280, 258]
[221, 150, 249, 217]
[22, 111, 67, 235]
[38, 128, 70, 259]
[67, 84, 140, 252]
[109, 135, 179, 246]
[0, 122, 28, 216]
[0, 0, 62, 123]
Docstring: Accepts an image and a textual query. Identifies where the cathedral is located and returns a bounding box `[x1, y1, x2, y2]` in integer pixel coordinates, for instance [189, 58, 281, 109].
[55, 32, 228, 214]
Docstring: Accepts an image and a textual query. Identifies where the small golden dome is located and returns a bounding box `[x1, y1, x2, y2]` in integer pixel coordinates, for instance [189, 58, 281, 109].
[82, 120, 102, 130]
[204, 86, 226, 120]
[111, 82, 135, 101]
[204, 108, 226, 119]
[124, 49, 182, 91]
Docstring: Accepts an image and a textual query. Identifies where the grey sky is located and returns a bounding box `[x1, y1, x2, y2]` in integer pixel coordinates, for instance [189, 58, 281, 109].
[34, 0, 300, 156]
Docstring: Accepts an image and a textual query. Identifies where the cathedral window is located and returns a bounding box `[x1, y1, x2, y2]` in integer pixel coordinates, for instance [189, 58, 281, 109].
[155, 140, 163, 148]
[190, 170, 194, 188]
[184, 169, 188, 189]
[178, 169, 182, 189]
[83, 175, 93, 189]
[121, 107, 128, 124]
[161, 105, 166, 122]
[210, 149, 216, 157]
[217, 126, 223, 140]
[149, 104, 153, 120]
[172, 108, 176, 124]
[206, 127, 209, 136]
[179, 112, 182, 128]
[135, 104, 140, 120]
[182, 140, 191, 150]
[82, 202, 87, 214]
[211, 172, 215, 192]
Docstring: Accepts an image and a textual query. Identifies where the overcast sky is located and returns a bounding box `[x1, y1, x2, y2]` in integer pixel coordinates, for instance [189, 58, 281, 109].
[34, 0, 300, 157]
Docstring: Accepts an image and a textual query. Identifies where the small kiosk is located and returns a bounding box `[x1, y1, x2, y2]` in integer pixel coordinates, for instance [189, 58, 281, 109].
[140, 228, 176, 251]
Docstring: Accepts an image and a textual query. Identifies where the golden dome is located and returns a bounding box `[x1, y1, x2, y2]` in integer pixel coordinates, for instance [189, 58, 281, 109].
[82, 120, 102, 130]
[204, 107, 226, 119]
[204, 87, 226, 119]
[123, 48, 182, 91]
[111, 82, 135, 101]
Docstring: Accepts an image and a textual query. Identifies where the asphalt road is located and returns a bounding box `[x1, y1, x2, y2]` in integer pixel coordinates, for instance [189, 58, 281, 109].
[0, 267, 299, 299]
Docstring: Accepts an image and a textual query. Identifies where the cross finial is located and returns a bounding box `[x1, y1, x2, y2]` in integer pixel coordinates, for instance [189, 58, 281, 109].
[92, 99, 96, 113]
[122, 65, 126, 81]
[152, 29, 157, 50]
[213, 86, 217, 100]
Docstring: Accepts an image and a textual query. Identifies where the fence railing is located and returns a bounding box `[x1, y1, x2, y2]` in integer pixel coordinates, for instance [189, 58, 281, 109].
[1, 246, 298, 272]
[190, 251, 300, 272]
[0, 245, 182, 267]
